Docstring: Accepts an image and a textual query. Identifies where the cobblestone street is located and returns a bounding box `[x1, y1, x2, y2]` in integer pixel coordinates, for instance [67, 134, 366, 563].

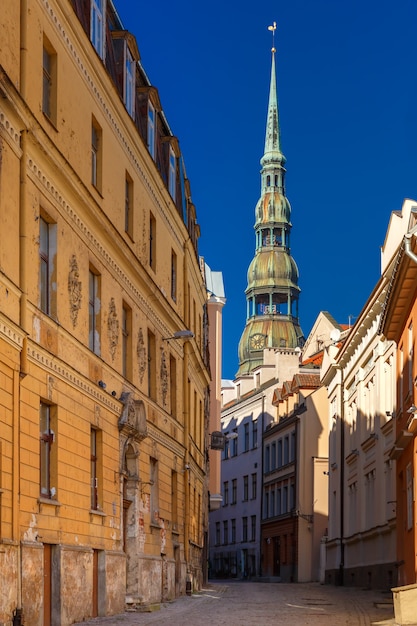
[73, 581, 396, 626]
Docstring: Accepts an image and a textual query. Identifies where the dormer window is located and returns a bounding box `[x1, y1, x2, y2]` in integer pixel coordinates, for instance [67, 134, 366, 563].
[147, 101, 155, 159]
[91, 0, 105, 59]
[125, 47, 135, 116]
[169, 146, 176, 201]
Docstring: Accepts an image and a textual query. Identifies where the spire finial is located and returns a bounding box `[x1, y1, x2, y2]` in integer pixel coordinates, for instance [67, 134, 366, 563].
[268, 21, 277, 53]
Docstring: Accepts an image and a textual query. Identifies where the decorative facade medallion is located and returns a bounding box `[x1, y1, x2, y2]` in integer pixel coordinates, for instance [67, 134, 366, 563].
[137, 328, 146, 384]
[119, 392, 147, 440]
[160, 349, 168, 406]
[107, 298, 119, 360]
[68, 254, 82, 327]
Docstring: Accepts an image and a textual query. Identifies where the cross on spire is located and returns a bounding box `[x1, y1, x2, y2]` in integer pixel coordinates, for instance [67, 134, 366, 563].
[268, 21, 277, 53]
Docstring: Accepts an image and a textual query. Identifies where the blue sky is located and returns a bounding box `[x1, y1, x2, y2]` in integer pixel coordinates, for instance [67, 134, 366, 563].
[116, 0, 417, 380]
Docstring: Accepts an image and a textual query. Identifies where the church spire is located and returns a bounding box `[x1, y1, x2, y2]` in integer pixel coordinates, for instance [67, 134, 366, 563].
[236, 23, 304, 377]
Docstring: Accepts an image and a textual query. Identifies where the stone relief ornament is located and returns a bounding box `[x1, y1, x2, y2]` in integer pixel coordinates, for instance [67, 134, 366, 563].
[119, 392, 147, 440]
[137, 328, 146, 384]
[68, 255, 82, 327]
[160, 349, 168, 406]
[107, 297, 119, 360]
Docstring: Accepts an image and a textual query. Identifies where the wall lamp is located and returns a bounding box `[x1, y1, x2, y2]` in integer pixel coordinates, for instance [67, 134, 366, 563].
[163, 330, 194, 341]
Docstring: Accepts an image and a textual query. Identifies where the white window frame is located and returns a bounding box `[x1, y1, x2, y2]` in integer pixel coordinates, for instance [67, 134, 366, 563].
[125, 46, 135, 117]
[169, 145, 176, 200]
[91, 0, 105, 59]
[147, 101, 155, 159]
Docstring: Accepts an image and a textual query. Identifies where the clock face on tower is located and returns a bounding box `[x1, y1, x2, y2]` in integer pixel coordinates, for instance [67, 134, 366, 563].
[250, 333, 266, 350]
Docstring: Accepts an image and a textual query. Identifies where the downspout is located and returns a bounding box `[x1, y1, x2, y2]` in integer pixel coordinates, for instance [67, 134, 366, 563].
[183, 237, 191, 588]
[14, 3, 29, 620]
[404, 233, 417, 265]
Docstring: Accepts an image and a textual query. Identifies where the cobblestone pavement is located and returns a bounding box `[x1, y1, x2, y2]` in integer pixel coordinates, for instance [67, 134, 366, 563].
[73, 581, 396, 626]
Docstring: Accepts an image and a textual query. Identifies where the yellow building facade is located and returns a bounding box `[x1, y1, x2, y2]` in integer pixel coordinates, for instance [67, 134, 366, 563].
[0, 1, 210, 624]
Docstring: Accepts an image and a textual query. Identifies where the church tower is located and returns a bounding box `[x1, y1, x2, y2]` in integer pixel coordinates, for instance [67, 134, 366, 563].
[236, 24, 304, 377]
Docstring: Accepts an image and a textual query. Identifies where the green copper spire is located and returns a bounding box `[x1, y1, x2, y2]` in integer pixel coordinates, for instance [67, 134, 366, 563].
[236, 23, 304, 377]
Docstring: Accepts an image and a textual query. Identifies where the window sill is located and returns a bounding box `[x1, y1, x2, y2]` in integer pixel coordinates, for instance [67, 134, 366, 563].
[38, 497, 61, 512]
[90, 509, 106, 522]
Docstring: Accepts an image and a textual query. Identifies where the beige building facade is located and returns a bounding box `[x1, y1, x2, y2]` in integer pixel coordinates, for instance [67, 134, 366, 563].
[321, 266, 398, 588]
[0, 1, 211, 624]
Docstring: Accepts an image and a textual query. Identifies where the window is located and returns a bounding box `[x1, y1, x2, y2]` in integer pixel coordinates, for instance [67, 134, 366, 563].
[277, 487, 282, 515]
[125, 47, 135, 116]
[169, 146, 176, 200]
[223, 481, 229, 506]
[215, 522, 220, 546]
[283, 485, 288, 513]
[223, 520, 228, 545]
[149, 212, 156, 270]
[270, 489, 275, 516]
[278, 439, 282, 467]
[289, 482, 295, 512]
[91, 0, 105, 59]
[263, 490, 269, 518]
[251, 473, 257, 500]
[147, 329, 156, 401]
[122, 302, 132, 379]
[170, 355, 177, 417]
[125, 173, 133, 237]
[171, 250, 177, 302]
[39, 216, 56, 316]
[251, 515, 256, 541]
[147, 101, 155, 158]
[271, 442, 276, 470]
[243, 475, 248, 501]
[231, 479, 237, 504]
[231, 431, 238, 457]
[252, 420, 258, 448]
[40, 403, 55, 499]
[242, 517, 248, 542]
[244, 423, 249, 452]
[265, 445, 270, 472]
[89, 269, 101, 355]
[231, 518, 236, 543]
[290, 432, 295, 462]
[223, 436, 230, 460]
[150, 457, 159, 522]
[42, 37, 57, 122]
[283, 436, 289, 465]
[91, 118, 102, 190]
[91, 428, 102, 511]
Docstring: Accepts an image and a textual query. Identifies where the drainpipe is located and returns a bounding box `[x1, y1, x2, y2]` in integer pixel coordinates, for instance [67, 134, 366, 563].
[404, 233, 417, 265]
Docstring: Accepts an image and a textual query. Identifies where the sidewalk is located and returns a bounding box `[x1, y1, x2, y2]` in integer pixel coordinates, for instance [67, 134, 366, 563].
[72, 581, 396, 626]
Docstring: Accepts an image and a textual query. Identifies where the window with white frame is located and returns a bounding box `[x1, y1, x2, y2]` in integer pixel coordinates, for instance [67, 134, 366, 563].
[42, 36, 57, 123]
[243, 475, 249, 501]
[39, 216, 57, 317]
[91, 0, 105, 59]
[40, 402, 55, 499]
[125, 46, 135, 116]
[169, 145, 176, 200]
[147, 101, 155, 158]
[89, 268, 101, 355]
